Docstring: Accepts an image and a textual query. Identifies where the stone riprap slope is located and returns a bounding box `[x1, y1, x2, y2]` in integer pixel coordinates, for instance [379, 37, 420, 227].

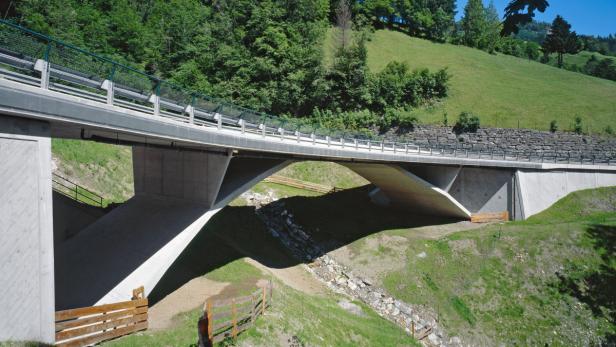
[390, 126, 616, 162]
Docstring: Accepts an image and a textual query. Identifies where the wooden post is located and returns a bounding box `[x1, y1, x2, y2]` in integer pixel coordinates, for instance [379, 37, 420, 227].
[261, 286, 266, 315]
[411, 321, 415, 338]
[250, 293, 256, 325]
[206, 299, 213, 342]
[132, 286, 144, 300]
[231, 298, 237, 338]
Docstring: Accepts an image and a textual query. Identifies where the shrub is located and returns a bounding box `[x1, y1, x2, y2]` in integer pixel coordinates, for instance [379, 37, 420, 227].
[378, 108, 417, 132]
[605, 125, 613, 135]
[370, 62, 450, 113]
[549, 120, 558, 133]
[574, 116, 583, 134]
[443, 112, 448, 126]
[453, 112, 480, 134]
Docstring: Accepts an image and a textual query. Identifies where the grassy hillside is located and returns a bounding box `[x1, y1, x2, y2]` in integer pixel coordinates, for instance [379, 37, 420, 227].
[325, 30, 616, 132]
[550, 50, 616, 70]
[277, 161, 368, 189]
[280, 186, 616, 346]
[52, 139, 133, 203]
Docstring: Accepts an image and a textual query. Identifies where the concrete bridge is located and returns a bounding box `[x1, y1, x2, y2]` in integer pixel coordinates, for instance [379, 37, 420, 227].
[1, 22, 615, 343]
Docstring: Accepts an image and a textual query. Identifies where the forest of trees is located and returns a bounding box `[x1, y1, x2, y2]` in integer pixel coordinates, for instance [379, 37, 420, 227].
[1, 0, 613, 134]
[3, 0, 449, 135]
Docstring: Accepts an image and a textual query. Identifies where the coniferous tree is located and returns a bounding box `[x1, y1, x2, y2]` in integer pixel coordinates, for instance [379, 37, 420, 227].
[542, 15, 581, 68]
[483, 1, 502, 53]
[461, 0, 486, 49]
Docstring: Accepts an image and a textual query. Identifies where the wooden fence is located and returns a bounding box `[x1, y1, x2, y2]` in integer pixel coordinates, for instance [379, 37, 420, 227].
[470, 211, 509, 223]
[264, 175, 337, 194]
[55, 287, 148, 347]
[198, 281, 272, 346]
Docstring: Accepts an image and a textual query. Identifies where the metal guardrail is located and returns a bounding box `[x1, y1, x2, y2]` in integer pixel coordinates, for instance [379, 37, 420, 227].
[0, 19, 613, 166]
[52, 173, 104, 207]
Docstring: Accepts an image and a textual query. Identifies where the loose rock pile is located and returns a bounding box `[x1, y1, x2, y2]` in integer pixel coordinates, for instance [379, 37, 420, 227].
[241, 190, 464, 347]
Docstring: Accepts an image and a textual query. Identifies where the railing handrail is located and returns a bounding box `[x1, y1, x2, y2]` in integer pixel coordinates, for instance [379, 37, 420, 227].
[52, 173, 104, 207]
[0, 20, 613, 167]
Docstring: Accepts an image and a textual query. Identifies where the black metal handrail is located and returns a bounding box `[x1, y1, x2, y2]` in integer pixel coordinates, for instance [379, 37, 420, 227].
[52, 173, 104, 207]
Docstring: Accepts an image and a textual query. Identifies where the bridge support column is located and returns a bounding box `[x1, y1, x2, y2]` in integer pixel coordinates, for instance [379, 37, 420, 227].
[0, 116, 54, 343]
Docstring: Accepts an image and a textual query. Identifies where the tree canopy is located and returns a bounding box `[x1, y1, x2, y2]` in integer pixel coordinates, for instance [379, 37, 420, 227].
[501, 0, 549, 36]
[542, 15, 582, 68]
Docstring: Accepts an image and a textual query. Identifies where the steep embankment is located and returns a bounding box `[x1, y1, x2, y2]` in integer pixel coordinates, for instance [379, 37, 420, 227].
[278, 186, 616, 346]
[324, 29, 616, 132]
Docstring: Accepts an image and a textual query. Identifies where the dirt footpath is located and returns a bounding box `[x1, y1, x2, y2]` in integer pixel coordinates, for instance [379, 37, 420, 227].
[244, 258, 326, 295]
[148, 277, 229, 330]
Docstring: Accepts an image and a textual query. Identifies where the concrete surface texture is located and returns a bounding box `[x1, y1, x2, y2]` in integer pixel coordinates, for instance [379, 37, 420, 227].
[52, 192, 107, 246]
[343, 163, 471, 219]
[516, 169, 616, 218]
[133, 146, 231, 205]
[446, 167, 514, 214]
[0, 117, 54, 343]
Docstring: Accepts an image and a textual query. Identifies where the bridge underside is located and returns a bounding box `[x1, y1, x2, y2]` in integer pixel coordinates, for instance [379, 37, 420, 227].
[1, 115, 616, 343]
[55, 146, 289, 310]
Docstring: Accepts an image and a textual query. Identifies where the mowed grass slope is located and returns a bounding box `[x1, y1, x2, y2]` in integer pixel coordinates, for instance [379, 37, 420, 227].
[325, 29, 616, 131]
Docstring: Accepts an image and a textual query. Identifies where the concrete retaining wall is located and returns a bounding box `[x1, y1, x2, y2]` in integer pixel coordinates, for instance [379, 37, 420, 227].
[517, 170, 616, 219]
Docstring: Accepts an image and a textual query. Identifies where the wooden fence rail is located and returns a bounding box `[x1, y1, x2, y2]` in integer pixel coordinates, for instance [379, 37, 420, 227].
[198, 281, 272, 346]
[263, 175, 337, 194]
[55, 286, 148, 347]
[470, 211, 509, 223]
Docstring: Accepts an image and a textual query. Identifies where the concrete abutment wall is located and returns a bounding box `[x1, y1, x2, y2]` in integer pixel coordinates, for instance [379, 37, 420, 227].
[516, 169, 616, 219]
[0, 116, 54, 344]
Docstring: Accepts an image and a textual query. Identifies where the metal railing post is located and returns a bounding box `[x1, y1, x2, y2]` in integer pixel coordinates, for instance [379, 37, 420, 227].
[381, 141, 384, 152]
[101, 79, 114, 105]
[311, 133, 315, 144]
[368, 141, 372, 151]
[149, 81, 161, 117]
[213, 113, 222, 129]
[296, 131, 300, 143]
[279, 127, 284, 140]
[40, 42, 52, 89]
[405, 143, 408, 154]
[260, 123, 266, 137]
[185, 95, 195, 124]
[341, 137, 345, 148]
[101, 64, 116, 105]
[354, 139, 358, 150]
[326, 136, 330, 147]
[239, 119, 245, 134]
